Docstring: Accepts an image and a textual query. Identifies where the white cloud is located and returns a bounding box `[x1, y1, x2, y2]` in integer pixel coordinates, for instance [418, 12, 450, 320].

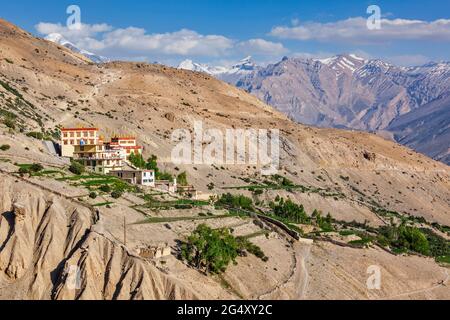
[237, 39, 288, 56]
[36, 22, 287, 59]
[35, 22, 112, 40]
[270, 17, 450, 44]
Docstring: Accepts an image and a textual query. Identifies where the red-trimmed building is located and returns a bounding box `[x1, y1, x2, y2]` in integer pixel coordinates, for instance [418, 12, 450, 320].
[109, 136, 143, 156]
[61, 127, 99, 157]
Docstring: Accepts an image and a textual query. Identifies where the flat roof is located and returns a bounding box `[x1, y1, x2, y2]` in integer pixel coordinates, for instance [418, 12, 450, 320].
[61, 128, 99, 132]
[111, 137, 137, 140]
[110, 169, 155, 173]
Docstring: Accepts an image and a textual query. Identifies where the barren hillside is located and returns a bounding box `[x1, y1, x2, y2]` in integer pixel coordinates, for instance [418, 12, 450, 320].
[0, 19, 449, 300]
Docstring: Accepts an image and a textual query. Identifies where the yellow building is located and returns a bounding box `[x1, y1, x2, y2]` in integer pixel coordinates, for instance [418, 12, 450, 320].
[73, 143, 125, 174]
[61, 128, 99, 158]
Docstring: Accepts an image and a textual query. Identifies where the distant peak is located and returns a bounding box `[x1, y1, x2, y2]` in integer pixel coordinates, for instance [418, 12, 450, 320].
[240, 56, 253, 62]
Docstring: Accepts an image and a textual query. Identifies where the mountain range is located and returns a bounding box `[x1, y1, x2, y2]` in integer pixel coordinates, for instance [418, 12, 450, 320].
[179, 54, 450, 165]
[41, 33, 450, 165]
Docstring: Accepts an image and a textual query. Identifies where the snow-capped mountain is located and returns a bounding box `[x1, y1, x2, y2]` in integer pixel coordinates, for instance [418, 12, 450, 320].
[233, 54, 450, 165]
[177, 56, 260, 84]
[177, 59, 228, 75]
[45, 33, 110, 64]
[318, 54, 367, 75]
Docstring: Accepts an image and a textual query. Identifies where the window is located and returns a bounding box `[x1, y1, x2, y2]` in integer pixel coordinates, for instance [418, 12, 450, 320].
[77, 132, 81, 137]
[84, 132, 88, 137]
[63, 132, 68, 138]
[70, 132, 74, 137]
[64, 140, 68, 145]
[70, 140, 74, 144]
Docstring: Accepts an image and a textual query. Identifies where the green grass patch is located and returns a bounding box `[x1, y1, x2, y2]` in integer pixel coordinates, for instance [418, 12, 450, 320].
[436, 255, 450, 264]
[339, 230, 356, 236]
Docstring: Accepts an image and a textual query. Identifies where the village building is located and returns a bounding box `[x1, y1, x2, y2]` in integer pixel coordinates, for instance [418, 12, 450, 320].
[60, 128, 176, 190]
[61, 127, 99, 157]
[109, 136, 143, 157]
[137, 244, 171, 260]
[109, 170, 156, 187]
[73, 141, 125, 174]
[155, 179, 178, 194]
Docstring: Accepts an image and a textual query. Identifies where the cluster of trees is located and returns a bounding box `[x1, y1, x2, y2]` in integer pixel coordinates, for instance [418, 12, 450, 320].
[377, 222, 430, 256]
[271, 198, 310, 224]
[181, 224, 267, 274]
[312, 210, 334, 232]
[215, 193, 254, 211]
[181, 224, 239, 274]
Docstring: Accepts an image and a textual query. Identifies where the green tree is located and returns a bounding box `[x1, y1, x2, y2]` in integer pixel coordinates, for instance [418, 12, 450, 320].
[216, 193, 253, 211]
[128, 152, 146, 169]
[181, 224, 239, 274]
[145, 155, 159, 175]
[273, 198, 310, 224]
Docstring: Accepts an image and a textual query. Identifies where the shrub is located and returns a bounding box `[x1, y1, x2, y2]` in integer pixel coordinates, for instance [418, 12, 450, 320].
[99, 185, 111, 193]
[111, 191, 123, 199]
[252, 189, 264, 196]
[29, 163, 43, 172]
[17, 163, 43, 174]
[89, 192, 97, 199]
[69, 161, 85, 175]
[2, 118, 15, 130]
[177, 171, 188, 186]
[0, 144, 11, 151]
[158, 171, 173, 181]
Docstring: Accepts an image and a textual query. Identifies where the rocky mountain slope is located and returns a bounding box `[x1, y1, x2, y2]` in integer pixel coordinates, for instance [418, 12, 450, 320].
[180, 54, 450, 165]
[0, 19, 449, 300]
[235, 55, 450, 164]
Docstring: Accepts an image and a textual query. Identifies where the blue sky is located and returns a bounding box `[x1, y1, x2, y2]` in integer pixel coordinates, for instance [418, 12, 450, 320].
[2, 0, 450, 66]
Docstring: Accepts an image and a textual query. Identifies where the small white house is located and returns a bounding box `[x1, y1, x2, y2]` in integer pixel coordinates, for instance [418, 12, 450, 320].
[109, 170, 155, 187]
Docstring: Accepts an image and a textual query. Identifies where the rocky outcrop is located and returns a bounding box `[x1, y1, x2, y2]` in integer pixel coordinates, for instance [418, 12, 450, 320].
[0, 174, 197, 300]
